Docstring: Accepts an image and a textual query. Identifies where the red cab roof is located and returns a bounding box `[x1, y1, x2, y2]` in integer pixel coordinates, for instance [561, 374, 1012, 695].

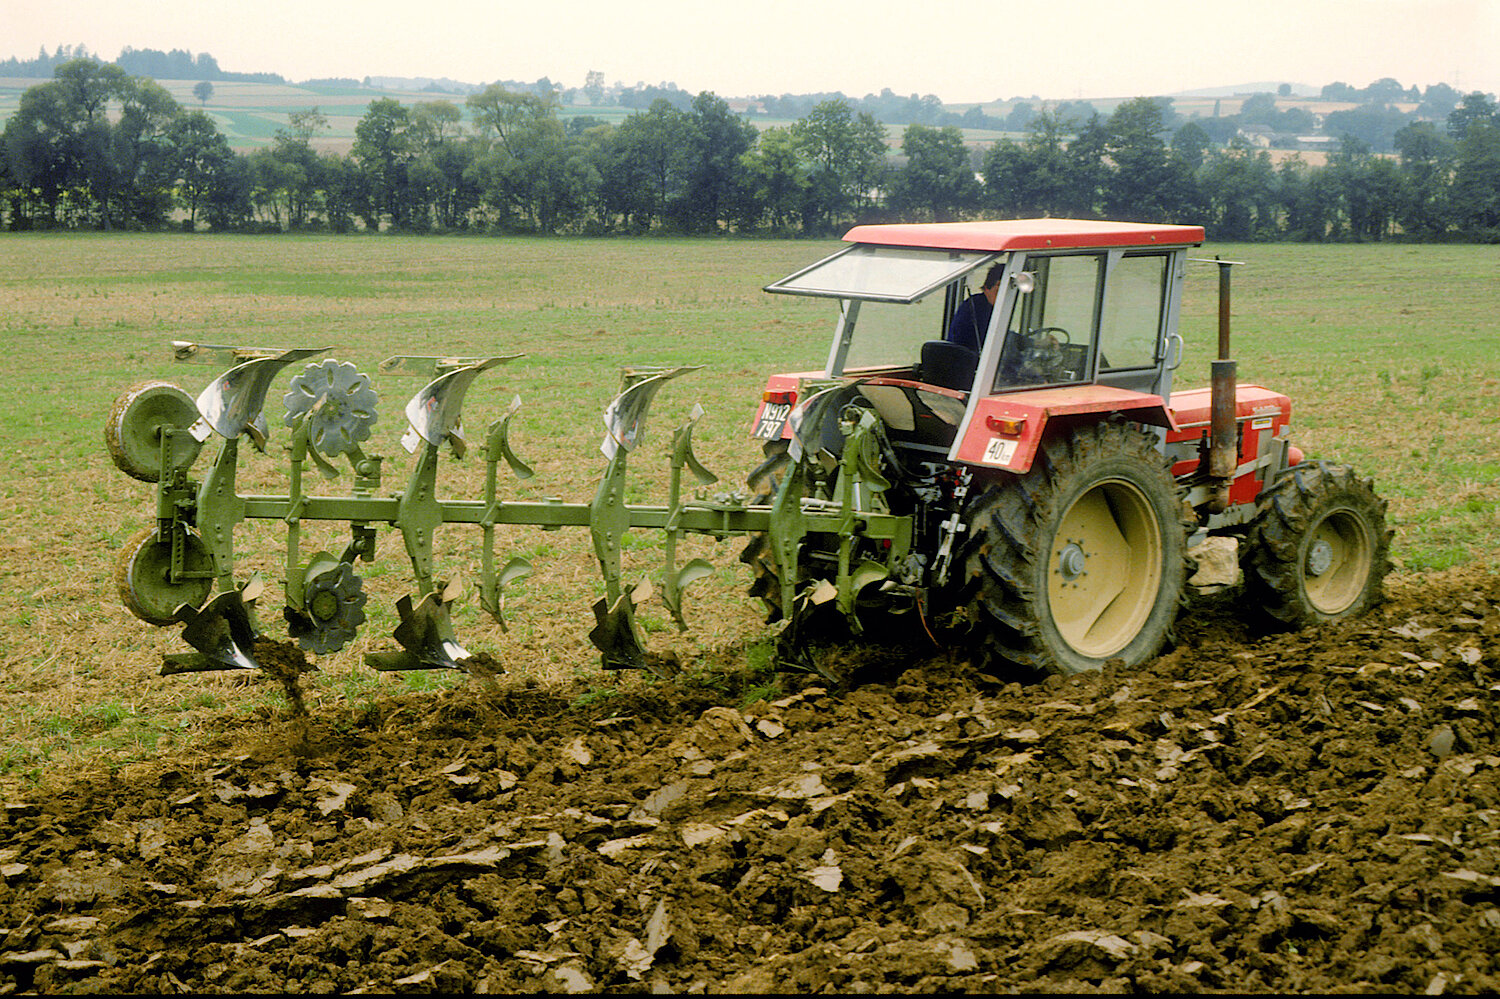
[842, 218, 1205, 252]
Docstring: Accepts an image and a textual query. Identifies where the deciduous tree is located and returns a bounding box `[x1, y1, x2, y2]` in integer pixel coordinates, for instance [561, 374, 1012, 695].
[1447, 92, 1498, 142]
[981, 111, 1081, 218]
[1394, 121, 1453, 237]
[270, 108, 329, 228]
[111, 77, 182, 228]
[170, 110, 234, 228]
[790, 99, 885, 230]
[1450, 121, 1500, 237]
[353, 98, 412, 229]
[599, 99, 692, 230]
[679, 92, 758, 232]
[737, 127, 807, 232]
[1103, 97, 1195, 221]
[889, 124, 977, 221]
[1199, 140, 1277, 239]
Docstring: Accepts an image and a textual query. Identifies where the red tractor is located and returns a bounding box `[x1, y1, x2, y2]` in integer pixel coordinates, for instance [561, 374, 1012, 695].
[745, 219, 1389, 677]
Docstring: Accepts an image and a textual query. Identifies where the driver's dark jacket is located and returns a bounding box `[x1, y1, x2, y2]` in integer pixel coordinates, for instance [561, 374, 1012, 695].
[945, 293, 993, 353]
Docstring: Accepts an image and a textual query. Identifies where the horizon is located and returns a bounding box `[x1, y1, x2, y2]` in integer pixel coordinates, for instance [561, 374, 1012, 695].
[8, 0, 1498, 106]
[0, 48, 1481, 110]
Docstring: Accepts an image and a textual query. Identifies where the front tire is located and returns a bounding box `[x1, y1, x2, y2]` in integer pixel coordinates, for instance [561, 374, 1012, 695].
[1240, 461, 1389, 628]
[961, 423, 1187, 676]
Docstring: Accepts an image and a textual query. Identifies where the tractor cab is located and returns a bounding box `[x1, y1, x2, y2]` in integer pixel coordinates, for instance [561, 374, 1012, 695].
[758, 220, 1205, 472]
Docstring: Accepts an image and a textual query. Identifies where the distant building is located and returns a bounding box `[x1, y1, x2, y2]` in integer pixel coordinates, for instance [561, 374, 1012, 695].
[1238, 126, 1275, 148]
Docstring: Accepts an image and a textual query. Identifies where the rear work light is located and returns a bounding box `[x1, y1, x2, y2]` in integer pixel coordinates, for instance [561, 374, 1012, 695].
[985, 415, 1026, 436]
[762, 390, 797, 406]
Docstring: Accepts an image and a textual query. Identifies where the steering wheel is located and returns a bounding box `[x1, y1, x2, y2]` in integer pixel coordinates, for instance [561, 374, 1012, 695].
[1014, 327, 1072, 383]
[1000, 326, 1075, 383]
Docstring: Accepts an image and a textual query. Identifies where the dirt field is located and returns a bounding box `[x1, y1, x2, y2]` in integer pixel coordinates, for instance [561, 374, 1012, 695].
[0, 566, 1496, 994]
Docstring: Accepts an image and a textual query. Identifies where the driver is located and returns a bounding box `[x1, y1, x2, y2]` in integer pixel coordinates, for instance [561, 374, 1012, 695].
[944, 263, 1005, 352]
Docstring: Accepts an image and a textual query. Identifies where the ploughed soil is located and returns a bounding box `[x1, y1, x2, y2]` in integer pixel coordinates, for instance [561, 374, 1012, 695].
[3, 569, 1500, 995]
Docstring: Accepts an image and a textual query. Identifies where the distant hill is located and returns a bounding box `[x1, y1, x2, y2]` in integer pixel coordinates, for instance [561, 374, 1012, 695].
[1169, 81, 1320, 98]
[364, 76, 489, 96]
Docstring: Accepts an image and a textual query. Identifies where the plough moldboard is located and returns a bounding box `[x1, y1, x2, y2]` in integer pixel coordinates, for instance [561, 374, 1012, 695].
[107, 343, 911, 687]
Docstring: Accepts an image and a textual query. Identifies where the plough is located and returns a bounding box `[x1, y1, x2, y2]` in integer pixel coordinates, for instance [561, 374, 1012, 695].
[108, 344, 909, 681]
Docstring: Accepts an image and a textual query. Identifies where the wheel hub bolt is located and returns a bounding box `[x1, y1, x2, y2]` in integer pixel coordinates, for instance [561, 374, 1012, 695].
[1306, 538, 1334, 577]
[310, 589, 339, 622]
[1057, 542, 1087, 581]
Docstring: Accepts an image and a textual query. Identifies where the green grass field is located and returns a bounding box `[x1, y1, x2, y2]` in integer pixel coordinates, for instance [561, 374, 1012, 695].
[0, 232, 1495, 781]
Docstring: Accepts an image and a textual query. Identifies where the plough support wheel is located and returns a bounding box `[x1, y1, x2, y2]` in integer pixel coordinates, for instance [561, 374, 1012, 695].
[106, 381, 204, 482]
[116, 526, 214, 626]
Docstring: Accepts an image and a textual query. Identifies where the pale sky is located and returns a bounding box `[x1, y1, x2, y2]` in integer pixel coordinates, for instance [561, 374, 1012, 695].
[8, 0, 1498, 101]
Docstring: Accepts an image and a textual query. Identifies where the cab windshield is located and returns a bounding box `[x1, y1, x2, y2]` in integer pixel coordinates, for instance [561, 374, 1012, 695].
[993, 250, 1171, 392]
[766, 244, 995, 302]
[992, 254, 1100, 390]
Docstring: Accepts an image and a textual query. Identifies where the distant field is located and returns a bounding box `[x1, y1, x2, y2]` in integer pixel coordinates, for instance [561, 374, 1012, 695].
[0, 232, 1494, 779]
[0, 77, 654, 151]
[0, 77, 368, 150]
[0, 77, 821, 152]
[0, 76, 1362, 155]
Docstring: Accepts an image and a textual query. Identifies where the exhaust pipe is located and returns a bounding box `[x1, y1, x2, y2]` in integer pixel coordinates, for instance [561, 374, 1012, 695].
[1206, 257, 1243, 511]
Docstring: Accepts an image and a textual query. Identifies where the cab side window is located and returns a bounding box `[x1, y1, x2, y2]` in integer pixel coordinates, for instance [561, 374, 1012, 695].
[1099, 254, 1168, 371]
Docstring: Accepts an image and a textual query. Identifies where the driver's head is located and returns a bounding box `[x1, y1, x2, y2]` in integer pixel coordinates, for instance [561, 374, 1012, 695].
[982, 263, 1005, 303]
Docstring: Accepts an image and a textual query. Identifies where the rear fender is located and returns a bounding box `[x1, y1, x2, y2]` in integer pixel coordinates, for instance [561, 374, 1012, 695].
[950, 386, 1176, 474]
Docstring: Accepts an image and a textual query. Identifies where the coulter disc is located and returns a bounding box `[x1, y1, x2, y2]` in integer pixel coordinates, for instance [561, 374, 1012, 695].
[283, 360, 379, 458]
[288, 560, 368, 655]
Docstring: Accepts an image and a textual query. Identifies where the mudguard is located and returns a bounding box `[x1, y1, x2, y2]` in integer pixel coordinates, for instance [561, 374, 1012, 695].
[950, 385, 1177, 474]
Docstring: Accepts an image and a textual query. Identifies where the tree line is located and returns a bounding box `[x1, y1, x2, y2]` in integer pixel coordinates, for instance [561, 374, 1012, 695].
[0, 45, 283, 85]
[3, 58, 1498, 241]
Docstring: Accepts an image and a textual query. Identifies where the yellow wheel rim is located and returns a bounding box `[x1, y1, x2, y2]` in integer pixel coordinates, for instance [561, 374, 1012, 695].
[1047, 479, 1164, 658]
[1303, 508, 1374, 616]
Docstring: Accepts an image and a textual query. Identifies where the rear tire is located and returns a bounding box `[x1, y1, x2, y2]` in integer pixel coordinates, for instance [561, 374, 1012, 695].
[1240, 461, 1389, 629]
[961, 423, 1187, 676]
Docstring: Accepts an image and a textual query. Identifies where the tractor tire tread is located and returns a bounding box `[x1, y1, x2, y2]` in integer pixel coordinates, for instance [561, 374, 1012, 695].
[1240, 460, 1390, 630]
[960, 421, 1188, 678]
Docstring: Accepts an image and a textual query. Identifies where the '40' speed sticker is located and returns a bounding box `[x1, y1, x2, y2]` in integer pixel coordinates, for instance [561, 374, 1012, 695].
[983, 437, 1018, 466]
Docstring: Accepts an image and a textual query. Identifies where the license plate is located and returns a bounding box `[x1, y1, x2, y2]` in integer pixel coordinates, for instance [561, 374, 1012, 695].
[983, 437, 1018, 466]
[754, 403, 791, 440]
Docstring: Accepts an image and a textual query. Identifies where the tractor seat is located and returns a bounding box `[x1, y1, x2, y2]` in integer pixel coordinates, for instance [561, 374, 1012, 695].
[918, 340, 979, 393]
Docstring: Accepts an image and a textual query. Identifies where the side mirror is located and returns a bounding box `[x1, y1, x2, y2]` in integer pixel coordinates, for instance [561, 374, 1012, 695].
[1010, 271, 1036, 294]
